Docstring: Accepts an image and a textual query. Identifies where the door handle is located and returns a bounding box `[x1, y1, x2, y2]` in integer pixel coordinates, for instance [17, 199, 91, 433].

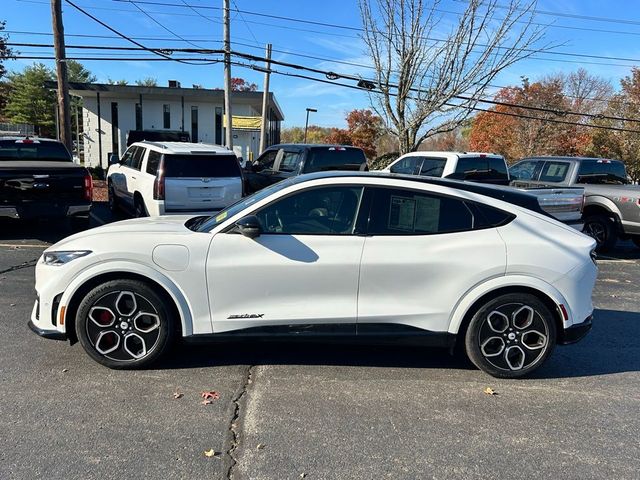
[131, 176, 137, 179]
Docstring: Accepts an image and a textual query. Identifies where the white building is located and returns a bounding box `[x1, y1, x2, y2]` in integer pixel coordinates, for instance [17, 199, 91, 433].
[65, 81, 284, 168]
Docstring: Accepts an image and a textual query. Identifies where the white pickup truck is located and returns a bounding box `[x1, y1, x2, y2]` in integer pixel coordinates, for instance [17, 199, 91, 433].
[383, 151, 584, 228]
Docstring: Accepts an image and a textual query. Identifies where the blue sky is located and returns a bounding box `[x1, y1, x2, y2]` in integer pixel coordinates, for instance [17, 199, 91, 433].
[3, 0, 640, 128]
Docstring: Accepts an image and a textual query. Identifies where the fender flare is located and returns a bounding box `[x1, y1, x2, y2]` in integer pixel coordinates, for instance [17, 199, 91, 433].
[447, 275, 570, 335]
[583, 195, 622, 221]
[59, 260, 194, 337]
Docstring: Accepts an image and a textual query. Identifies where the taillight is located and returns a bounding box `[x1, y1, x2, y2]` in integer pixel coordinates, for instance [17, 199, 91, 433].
[83, 172, 93, 201]
[153, 170, 165, 200]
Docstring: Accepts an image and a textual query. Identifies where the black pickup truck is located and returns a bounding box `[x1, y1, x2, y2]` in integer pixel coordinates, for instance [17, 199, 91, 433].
[0, 137, 92, 229]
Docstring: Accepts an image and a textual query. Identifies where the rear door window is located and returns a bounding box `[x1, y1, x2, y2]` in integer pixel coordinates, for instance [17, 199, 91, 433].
[576, 159, 628, 185]
[419, 157, 447, 177]
[163, 154, 241, 178]
[539, 161, 570, 183]
[304, 147, 366, 172]
[278, 151, 303, 173]
[367, 187, 474, 235]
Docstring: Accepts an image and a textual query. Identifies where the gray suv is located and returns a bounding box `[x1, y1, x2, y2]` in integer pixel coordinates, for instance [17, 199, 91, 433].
[510, 156, 639, 252]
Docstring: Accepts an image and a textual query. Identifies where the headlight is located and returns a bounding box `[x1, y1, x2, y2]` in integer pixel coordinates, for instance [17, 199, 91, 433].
[42, 250, 92, 266]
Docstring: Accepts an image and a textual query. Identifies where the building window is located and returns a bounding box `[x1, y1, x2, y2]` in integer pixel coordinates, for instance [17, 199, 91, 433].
[163, 104, 170, 129]
[191, 106, 199, 143]
[111, 102, 119, 155]
[135, 103, 142, 130]
[215, 107, 223, 145]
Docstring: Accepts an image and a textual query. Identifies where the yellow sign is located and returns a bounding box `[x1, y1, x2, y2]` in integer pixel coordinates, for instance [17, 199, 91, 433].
[223, 115, 262, 130]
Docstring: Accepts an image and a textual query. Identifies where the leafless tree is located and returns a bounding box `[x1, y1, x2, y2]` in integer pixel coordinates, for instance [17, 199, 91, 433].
[359, 0, 552, 154]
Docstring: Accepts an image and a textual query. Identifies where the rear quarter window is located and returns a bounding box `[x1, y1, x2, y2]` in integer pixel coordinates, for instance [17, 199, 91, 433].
[163, 154, 241, 178]
[146, 150, 162, 175]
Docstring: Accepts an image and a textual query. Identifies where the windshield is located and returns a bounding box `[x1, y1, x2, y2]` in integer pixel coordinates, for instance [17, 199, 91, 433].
[0, 140, 72, 161]
[188, 178, 296, 232]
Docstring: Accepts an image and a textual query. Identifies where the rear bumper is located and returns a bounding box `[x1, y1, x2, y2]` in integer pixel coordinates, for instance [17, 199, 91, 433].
[0, 202, 90, 219]
[28, 319, 67, 341]
[558, 315, 592, 345]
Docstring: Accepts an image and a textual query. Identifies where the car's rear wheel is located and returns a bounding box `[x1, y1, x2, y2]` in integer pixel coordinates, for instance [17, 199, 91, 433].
[583, 214, 617, 252]
[75, 279, 175, 369]
[134, 196, 148, 218]
[465, 293, 557, 379]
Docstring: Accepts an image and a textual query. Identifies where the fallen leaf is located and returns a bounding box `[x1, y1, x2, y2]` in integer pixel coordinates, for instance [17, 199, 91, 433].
[203, 449, 217, 457]
[201, 391, 220, 401]
[484, 387, 498, 395]
[257, 443, 265, 450]
[172, 391, 183, 399]
[201, 399, 213, 405]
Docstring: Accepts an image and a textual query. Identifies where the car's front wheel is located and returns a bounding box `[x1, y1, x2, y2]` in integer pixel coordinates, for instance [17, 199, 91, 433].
[465, 293, 557, 378]
[75, 279, 175, 369]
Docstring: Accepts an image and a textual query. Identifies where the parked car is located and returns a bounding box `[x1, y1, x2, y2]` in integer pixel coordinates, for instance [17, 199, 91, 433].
[0, 137, 92, 229]
[125, 129, 190, 147]
[510, 156, 640, 251]
[384, 152, 585, 228]
[244, 144, 368, 194]
[30, 171, 596, 378]
[107, 141, 243, 217]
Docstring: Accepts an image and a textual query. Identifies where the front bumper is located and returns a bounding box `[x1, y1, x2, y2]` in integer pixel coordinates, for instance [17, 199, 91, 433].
[558, 315, 592, 345]
[28, 319, 67, 341]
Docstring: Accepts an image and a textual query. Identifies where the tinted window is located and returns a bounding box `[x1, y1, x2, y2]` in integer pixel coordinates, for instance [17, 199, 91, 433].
[121, 146, 138, 167]
[0, 140, 71, 161]
[163, 154, 241, 178]
[455, 156, 508, 182]
[390, 156, 422, 175]
[470, 202, 515, 228]
[576, 159, 628, 185]
[368, 187, 474, 235]
[256, 149, 278, 170]
[509, 160, 540, 181]
[419, 157, 447, 176]
[131, 147, 146, 170]
[539, 161, 570, 182]
[255, 186, 363, 235]
[279, 151, 302, 172]
[304, 148, 366, 173]
[146, 150, 162, 175]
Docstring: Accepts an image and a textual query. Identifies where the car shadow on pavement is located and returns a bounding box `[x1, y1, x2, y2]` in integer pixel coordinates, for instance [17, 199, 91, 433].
[156, 308, 640, 378]
[532, 308, 640, 379]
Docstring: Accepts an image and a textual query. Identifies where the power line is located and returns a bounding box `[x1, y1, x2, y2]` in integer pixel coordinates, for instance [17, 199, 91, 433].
[231, 0, 261, 47]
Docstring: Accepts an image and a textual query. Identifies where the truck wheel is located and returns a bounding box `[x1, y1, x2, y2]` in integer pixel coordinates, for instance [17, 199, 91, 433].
[583, 214, 617, 253]
[134, 196, 148, 218]
[108, 184, 118, 213]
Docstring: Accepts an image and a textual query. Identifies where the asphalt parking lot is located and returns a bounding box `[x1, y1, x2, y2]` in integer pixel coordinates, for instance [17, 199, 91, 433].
[0, 204, 639, 479]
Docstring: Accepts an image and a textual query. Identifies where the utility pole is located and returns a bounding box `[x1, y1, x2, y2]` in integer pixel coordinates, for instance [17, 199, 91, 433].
[51, 0, 72, 152]
[304, 108, 317, 143]
[259, 43, 272, 154]
[223, 0, 233, 150]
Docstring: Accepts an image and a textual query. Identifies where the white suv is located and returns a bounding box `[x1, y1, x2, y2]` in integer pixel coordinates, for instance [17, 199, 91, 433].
[107, 141, 243, 217]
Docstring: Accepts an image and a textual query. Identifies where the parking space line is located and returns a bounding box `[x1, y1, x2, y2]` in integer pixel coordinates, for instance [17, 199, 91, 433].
[0, 243, 50, 248]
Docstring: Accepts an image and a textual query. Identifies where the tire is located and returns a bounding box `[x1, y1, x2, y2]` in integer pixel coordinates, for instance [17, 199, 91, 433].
[582, 214, 617, 253]
[632, 236, 640, 249]
[108, 183, 118, 213]
[465, 293, 557, 379]
[134, 196, 148, 218]
[75, 279, 175, 369]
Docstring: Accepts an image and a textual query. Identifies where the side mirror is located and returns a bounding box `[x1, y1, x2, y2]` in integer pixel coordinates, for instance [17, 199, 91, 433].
[235, 215, 262, 239]
[108, 153, 120, 166]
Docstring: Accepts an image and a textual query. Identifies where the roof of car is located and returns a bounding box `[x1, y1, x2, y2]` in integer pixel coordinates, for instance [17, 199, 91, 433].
[291, 171, 548, 216]
[133, 141, 234, 155]
[521, 156, 622, 163]
[268, 144, 363, 150]
[0, 136, 61, 143]
[398, 151, 503, 158]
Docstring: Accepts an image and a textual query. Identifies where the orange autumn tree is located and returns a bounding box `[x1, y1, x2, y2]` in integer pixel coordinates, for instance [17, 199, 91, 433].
[469, 75, 604, 163]
[324, 109, 384, 159]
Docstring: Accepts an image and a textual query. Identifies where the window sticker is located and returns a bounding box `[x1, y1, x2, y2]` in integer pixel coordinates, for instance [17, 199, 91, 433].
[215, 211, 228, 223]
[388, 196, 416, 231]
